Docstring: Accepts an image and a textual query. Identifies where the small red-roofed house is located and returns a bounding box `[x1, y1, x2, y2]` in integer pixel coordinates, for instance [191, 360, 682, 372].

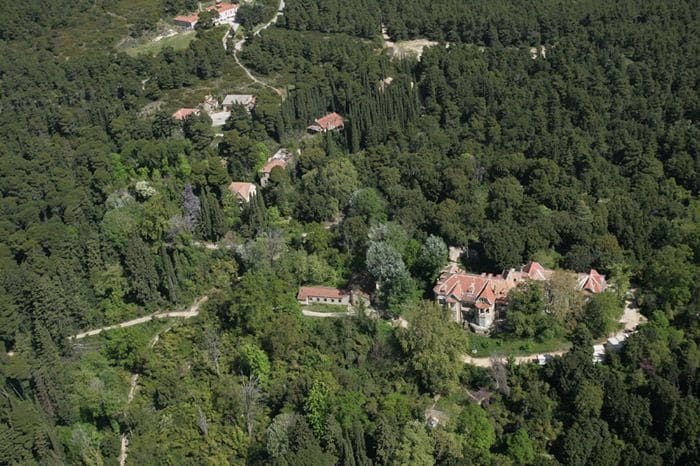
[577, 269, 607, 294]
[228, 182, 257, 203]
[259, 159, 287, 187]
[307, 112, 344, 133]
[173, 13, 199, 29]
[172, 108, 201, 120]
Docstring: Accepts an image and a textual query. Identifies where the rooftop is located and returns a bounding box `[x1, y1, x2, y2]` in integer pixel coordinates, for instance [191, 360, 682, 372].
[261, 158, 287, 174]
[222, 94, 255, 106]
[172, 108, 200, 120]
[297, 286, 348, 300]
[174, 14, 198, 23]
[209, 110, 231, 127]
[435, 261, 607, 304]
[309, 112, 344, 131]
[228, 182, 257, 202]
[207, 2, 238, 14]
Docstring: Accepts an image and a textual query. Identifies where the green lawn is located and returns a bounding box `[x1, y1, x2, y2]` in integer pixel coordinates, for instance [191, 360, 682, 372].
[468, 334, 571, 357]
[123, 30, 197, 56]
[303, 303, 350, 313]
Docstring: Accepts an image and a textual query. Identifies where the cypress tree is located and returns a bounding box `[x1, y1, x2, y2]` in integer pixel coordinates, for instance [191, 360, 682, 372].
[31, 322, 68, 422]
[352, 420, 370, 466]
[198, 190, 213, 239]
[207, 191, 226, 240]
[160, 245, 179, 303]
[123, 236, 159, 305]
[340, 429, 356, 466]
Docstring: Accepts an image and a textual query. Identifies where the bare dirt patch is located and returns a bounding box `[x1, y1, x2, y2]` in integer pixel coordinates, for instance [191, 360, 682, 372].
[386, 39, 439, 60]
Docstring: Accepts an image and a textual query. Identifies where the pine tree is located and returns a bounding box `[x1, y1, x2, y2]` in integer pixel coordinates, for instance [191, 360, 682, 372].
[0, 285, 20, 350]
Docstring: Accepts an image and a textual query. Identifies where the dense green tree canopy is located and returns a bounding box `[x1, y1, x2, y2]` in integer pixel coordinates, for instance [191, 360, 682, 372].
[0, 0, 698, 463]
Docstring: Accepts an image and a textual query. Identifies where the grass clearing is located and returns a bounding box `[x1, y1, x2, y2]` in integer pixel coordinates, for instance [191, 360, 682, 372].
[122, 30, 196, 56]
[303, 303, 349, 313]
[468, 334, 570, 357]
[52, 6, 127, 57]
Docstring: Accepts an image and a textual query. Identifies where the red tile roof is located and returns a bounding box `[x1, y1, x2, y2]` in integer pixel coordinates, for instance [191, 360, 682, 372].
[578, 269, 606, 293]
[433, 269, 511, 305]
[478, 284, 496, 304]
[172, 108, 200, 120]
[208, 2, 238, 13]
[435, 261, 607, 307]
[261, 158, 287, 174]
[174, 14, 198, 23]
[228, 182, 257, 202]
[314, 112, 344, 131]
[297, 286, 348, 300]
[174, 3, 237, 25]
[522, 261, 552, 280]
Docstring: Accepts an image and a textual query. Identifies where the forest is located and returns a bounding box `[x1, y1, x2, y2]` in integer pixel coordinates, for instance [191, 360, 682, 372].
[0, 0, 699, 464]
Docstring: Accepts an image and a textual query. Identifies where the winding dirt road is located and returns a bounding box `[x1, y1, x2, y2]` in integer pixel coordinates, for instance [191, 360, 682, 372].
[460, 296, 645, 367]
[73, 297, 209, 465]
[118, 327, 174, 466]
[70, 296, 208, 340]
[231, 0, 285, 97]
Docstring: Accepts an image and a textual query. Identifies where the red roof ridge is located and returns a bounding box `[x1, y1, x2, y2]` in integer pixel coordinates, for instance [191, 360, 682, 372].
[315, 112, 344, 130]
[261, 158, 287, 173]
[297, 286, 348, 300]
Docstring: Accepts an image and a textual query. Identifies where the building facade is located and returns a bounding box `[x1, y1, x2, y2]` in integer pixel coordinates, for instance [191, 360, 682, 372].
[297, 286, 370, 308]
[173, 2, 239, 29]
[434, 261, 607, 333]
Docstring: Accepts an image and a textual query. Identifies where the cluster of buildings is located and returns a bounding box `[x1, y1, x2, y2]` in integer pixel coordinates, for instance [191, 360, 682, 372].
[226, 148, 293, 202]
[433, 261, 607, 333]
[172, 104, 344, 133]
[172, 93, 256, 127]
[173, 2, 239, 30]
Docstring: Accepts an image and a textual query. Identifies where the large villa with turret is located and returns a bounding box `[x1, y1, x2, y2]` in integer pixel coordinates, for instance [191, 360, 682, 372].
[434, 261, 606, 333]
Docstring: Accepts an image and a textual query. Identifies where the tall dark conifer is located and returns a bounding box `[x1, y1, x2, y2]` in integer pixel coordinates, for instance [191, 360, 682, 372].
[123, 236, 159, 305]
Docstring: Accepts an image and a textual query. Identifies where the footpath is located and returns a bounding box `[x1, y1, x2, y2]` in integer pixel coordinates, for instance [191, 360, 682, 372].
[231, 0, 285, 97]
[69, 296, 209, 340]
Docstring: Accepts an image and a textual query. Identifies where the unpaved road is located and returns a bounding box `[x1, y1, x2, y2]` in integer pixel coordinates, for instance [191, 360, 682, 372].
[118, 328, 173, 466]
[460, 296, 645, 367]
[617, 293, 646, 333]
[70, 296, 208, 340]
[232, 0, 285, 96]
[461, 350, 568, 368]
